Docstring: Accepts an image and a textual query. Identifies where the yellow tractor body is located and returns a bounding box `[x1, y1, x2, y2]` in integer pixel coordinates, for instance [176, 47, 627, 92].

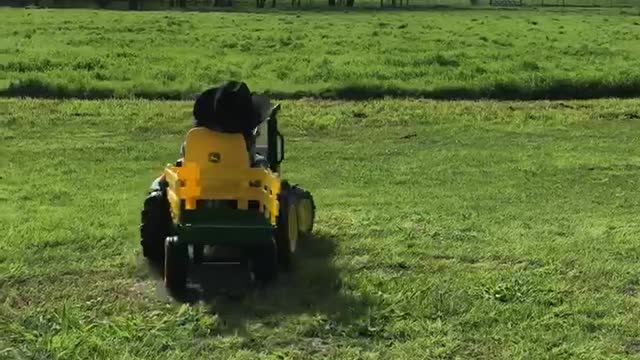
[139, 104, 315, 292]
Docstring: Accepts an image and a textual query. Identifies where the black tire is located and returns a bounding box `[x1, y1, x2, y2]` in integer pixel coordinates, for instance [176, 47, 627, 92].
[250, 239, 278, 285]
[193, 244, 204, 266]
[164, 236, 188, 292]
[140, 190, 173, 265]
[275, 189, 299, 271]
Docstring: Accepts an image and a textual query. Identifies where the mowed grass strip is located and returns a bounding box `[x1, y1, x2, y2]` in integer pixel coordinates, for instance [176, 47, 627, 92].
[2, 8, 640, 100]
[1, 98, 640, 358]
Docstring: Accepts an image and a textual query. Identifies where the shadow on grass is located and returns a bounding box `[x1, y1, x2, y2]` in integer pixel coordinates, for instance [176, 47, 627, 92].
[0, 79, 196, 101]
[143, 232, 373, 331]
[4, 77, 640, 101]
[272, 80, 640, 101]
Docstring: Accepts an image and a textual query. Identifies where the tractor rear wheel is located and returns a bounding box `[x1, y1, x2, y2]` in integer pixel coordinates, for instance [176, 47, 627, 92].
[164, 236, 188, 292]
[250, 239, 278, 285]
[140, 190, 172, 265]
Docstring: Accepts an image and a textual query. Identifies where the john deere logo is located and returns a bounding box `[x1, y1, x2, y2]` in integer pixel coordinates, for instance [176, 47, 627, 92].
[209, 152, 221, 163]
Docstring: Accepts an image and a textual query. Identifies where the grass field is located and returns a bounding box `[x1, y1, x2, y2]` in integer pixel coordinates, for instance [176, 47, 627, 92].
[2, 7, 640, 100]
[2, 97, 640, 358]
[3, 4, 640, 359]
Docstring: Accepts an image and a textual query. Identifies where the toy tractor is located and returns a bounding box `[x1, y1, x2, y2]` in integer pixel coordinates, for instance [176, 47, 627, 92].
[139, 104, 315, 292]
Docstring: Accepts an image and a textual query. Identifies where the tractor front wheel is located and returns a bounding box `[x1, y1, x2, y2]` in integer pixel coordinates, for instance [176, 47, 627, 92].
[294, 188, 315, 237]
[140, 190, 172, 265]
[164, 236, 188, 292]
[275, 192, 299, 271]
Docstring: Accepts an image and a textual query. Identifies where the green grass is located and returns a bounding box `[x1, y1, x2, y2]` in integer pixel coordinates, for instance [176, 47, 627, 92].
[2, 5, 640, 359]
[2, 98, 640, 358]
[2, 7, 640, 100]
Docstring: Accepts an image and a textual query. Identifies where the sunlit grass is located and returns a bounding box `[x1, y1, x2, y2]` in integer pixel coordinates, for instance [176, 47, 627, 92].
[2, 7, 640, 99]
[2, 98, 640, 358]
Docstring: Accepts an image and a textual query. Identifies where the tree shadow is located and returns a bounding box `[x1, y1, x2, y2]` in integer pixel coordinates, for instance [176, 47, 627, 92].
[142, 232, 374, 331]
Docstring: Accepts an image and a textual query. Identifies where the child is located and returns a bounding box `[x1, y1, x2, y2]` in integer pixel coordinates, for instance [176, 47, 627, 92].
[149, 81, 271, 192]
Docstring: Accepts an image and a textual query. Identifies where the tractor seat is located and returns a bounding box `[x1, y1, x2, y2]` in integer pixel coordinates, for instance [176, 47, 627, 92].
[182, 127, 250, 171]
[167, 126, 279, 213]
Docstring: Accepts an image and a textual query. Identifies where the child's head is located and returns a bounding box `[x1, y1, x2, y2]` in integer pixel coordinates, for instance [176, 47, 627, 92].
[192, 81, 271, 135]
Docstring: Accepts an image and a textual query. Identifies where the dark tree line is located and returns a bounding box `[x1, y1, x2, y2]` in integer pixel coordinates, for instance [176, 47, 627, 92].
[18, 0, 418, 8]
[22, 0, 376, 10]
[85, 0, 144, 9]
